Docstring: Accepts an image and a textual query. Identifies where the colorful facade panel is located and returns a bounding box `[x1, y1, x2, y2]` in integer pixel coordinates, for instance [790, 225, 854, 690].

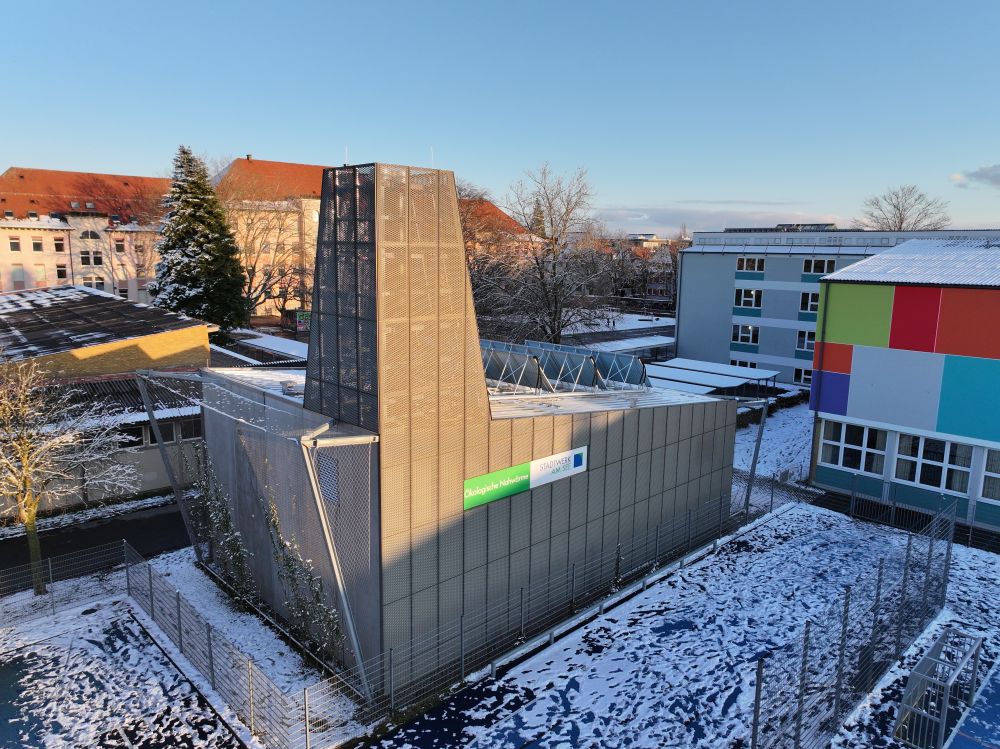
[809, 370, 849, 415]
[888, 285, 941, 352]
[937, 355, 1000, 443]
[846, 346, 943, 433]
[820, 283, 894, 347]
[936, 287, 1000, 359]
[811, 341, 853, 374]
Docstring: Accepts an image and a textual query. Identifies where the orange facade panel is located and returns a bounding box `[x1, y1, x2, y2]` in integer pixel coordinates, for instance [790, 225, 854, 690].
[812, 341, 853, 374]
[936, 287, 1000, 359]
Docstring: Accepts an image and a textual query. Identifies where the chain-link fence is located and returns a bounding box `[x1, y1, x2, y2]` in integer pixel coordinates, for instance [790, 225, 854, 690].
[749, 499, 957, 749]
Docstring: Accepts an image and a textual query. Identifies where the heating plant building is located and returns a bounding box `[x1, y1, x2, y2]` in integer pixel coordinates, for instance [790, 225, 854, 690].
[202, 163, 737, 691]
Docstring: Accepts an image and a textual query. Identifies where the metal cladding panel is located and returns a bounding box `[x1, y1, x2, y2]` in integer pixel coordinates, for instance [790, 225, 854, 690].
[622, 411, 639, 458]
[532, 417, 554, 460]
[688, 434, 704, 481]
[649, 447, 666, 497]
[549, 532, 569, 575]
[846, 345, 943, 430]
[678, 405, 693, 442]
[889, 285, 942, 353]
[382, 532, 411, 604]
[589, 413, 608, 467]
[511, 419, 534, 465]
[553, 415, 573, 453]
[568, 524, 587, 563]
[572, 414, 591, 449]
[530, 485, 552, 544]
[652, 407, 668, 448]
[569, 473, 589, 529]
[663, 443, 679, 490]
[587, 466, 606, 522]
[604, 461, 622, 514]
[666, 406, 680, 445]
[463, 507, 487, 570]
[938, 356, 1000, 442]
[551, 480, 571, 536]
[438, 520, 463, 580]
[509, 493, 532, 552]
[937, 287, 1000, 359]
[606, 412, 624, 464]
[638, 409, 654, 453]
[620, 456, 637, 507]
[487, 501, 511, 561]
[636, 451, 652, 502]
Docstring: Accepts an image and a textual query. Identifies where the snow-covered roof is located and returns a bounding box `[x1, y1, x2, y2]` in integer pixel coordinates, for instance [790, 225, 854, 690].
[682, 244, 877, 257]
[489, 387, 715, 418]
[0, 285, 203, 362]
[658, 357, 781, 381]
[0, 216, 69, 230]
[587, 335, 675, 353]
[823, 239, 1000, 287]
[232, 330, 308, 359]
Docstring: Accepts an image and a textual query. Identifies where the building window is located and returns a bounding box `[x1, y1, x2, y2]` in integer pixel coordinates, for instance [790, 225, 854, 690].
[32, 237, 43, 252]
[33, 264, 46, 287]
[80, 250, 91, 265]
[9, 237, 20, 252]
[118, 288, 129, 299]
[796, 330, 816, 352]
[819, 420, 887, 476]
[149, 421, 175, 444]
[179, 418, 202, 440]
[93, 250, 103, 266]
[800, 292, 820, 313]
[70, 201, 80, 209]
[895, 434, 972, 494]
[114, 239, 125, 253]
[82, 276, 106, 291]
[730, 359, 757, 368]
[56, 264, 67, 280]
[85, 202, 96, 210]
[731, 324, 759, 344]
[11, 264, 25, 290]
[119, 425, 145, 447]
[804, 258, 835, 274]
[794, 368, 812, 385]
[737, 256, 765, 272]
[135, 243, 145, 254]
[2, 210, 12, 218]
[983, 450, 1000, 502]
[734, 288, 763, 308]
[81, 230, 100, 240]
[54, 237, 65, 252]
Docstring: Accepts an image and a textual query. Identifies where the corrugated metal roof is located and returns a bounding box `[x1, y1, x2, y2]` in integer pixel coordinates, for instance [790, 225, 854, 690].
[824, 239, 1000, 287]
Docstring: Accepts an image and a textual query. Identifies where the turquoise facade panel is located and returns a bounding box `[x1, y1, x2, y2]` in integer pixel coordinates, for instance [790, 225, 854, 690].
[813, 465, 885, 497]
[937, 356, 1000, 443]
[733, 307, 762, 318]
[735, 271, 765, 281]
[730, 343, 758, 353]
[974, 501, 1000, 529]
[891, 482, 952, 513]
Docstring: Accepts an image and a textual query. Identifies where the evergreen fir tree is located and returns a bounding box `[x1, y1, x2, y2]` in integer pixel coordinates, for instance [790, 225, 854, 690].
[530, 199, 547, 238]
[149, 146, 247, 329]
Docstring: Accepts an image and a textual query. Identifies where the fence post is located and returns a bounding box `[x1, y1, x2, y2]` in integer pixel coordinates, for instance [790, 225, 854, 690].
[769, 475, 775, 514]
[303, 688, 311, 749]
[388, 648, 395, 713]
[794, 620, 812, 749]
[519, 587, 525, 639]
[872, 558, 885, 647]
[834, 586, 852, 720]
[173, 591, 182, 652]
[718, 497, 725, 539]
[751, 657, 764, 749]
[570, 563, 577, 611]
[207, 623, 216, 689]
[247, 659, 255, 733]
[614, 544, 622, 586]
[124, 540, 131, 598]
[654, 524, 661, 564]
[895, 535, 914, 658]
[147, 564, 155, 620]
[920, 533, 935, 620]
[849, 473, 858, 518]
[460, 614, 466, 683]
[686, 509, 693, 553]
[941, 523, 954, 608]
[47, 558, 56, 616]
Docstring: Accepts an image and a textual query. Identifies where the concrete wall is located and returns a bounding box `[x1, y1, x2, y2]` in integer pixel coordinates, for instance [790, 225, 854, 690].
[675, 251, 735, 365]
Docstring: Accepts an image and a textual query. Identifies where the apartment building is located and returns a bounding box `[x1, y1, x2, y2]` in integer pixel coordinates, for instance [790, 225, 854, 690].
[809, 239, 1000, 530]
[0, 167, 167, 301]
[676, 226, 1000, 385]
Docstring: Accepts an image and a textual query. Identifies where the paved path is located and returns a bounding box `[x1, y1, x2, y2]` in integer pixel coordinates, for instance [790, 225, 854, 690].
[0, 502, 190, 568]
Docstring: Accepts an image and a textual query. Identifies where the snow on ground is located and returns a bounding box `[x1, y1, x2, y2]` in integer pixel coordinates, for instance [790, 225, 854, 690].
[0, 493, 176, 540]
[149, 547, 322, 693]
[376, 504, 918, 748]
[563, 313, 675, 335]
[836, 541, 1000, 747]
[0, 598, 245, 748]
[734, 401, 814, 479]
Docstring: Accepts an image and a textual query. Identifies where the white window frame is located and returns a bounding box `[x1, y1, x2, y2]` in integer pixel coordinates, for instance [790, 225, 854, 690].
[800, 292, 820, 312]
[794, 367, 812, 385]
[894, 433, 973, 496]
[9, 237, 20, 252]
[982, 449, 1000, 503]
[734, 288, 763, 308]
[731, 324, 759, 344]
[31, 237, 43, 252]
[819, 419, 888, 477]
[737, 256, 765, 272]
[796, 330, 816, 352]
[54, 237, 65, 252]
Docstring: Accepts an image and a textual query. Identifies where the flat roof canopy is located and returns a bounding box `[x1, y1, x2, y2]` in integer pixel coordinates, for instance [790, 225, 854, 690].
[655, 358, 780, 381]
[645, 376, 715, 395]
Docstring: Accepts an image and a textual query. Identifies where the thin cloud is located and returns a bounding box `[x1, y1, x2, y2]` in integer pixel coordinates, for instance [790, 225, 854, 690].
[593, 205, 844, 236]
[951, 164, 1000, 190]
[674, 199, 808, 206]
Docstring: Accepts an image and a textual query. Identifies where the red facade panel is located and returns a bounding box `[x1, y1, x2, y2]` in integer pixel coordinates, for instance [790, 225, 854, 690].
[889, 285, 941, 352]
[812, 341, 853, 374]
[936, 287, 1000, 359]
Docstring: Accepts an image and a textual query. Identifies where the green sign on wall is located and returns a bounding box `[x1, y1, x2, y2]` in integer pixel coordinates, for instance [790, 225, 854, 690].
[463, 447, 588, 510]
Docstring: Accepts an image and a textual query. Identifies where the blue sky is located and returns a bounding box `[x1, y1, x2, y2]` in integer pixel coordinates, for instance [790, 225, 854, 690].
[3, 0, 999, 233]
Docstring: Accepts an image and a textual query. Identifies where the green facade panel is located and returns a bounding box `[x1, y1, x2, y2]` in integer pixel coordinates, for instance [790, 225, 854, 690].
[819, 283, 894, 347]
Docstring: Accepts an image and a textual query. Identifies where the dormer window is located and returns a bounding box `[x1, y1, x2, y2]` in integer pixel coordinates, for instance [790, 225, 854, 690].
[70, 201, 80, 209]
[85, 202, 96, 210]
[3, 211, 12, 218]
[27, 211, 38, 219]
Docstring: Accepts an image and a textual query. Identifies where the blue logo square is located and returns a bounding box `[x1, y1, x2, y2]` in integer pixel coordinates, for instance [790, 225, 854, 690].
[573, 452, 583, 468]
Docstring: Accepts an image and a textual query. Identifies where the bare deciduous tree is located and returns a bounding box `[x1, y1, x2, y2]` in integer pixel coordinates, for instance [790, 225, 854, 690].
[0, 357, 139, 591]
[493, 164, 613, 343]
[853, 185, 950, 231]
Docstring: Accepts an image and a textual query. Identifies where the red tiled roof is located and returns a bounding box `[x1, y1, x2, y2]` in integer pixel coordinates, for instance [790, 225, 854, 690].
[0, 167, 170, 220]
[461, 198, 526, 234]
[214, 157, 330, 201]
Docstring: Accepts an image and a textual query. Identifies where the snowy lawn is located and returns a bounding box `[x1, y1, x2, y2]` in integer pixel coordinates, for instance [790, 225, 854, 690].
[375, 504, 925, 748]
[0, 598, 245, 748]
[734, 401, 814, 479]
